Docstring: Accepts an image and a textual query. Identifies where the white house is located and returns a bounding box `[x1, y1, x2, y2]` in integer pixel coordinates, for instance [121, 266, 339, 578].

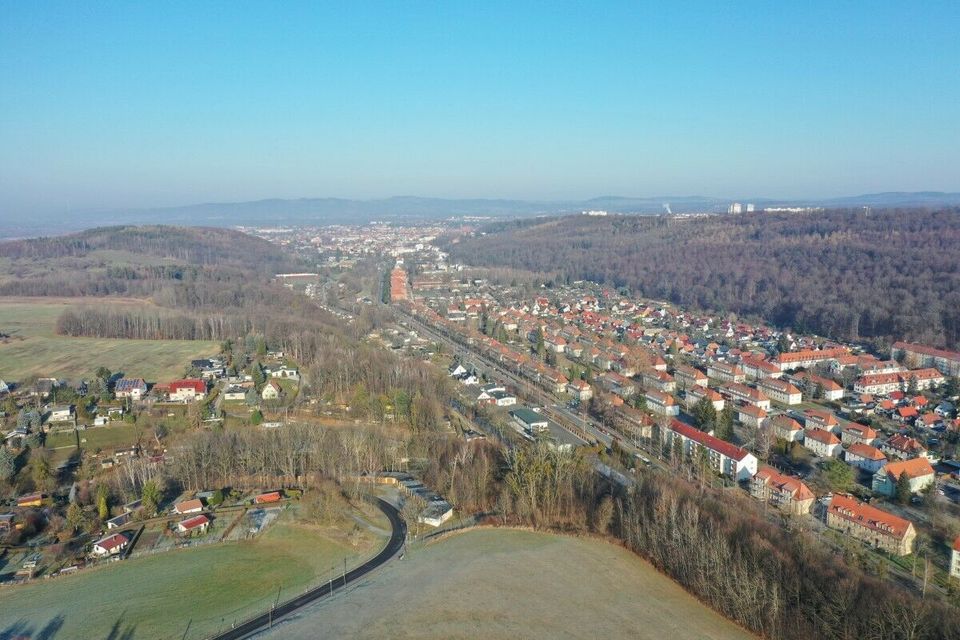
[758, 378, 803, 405]
[685, 385, 725, 412]
[261, 380, 282, 400]
[737, 404, 767, 428]
[844, 443, 887, 473]
[91, 532, 128, 557]
[645, 390, 679, 417]
[665, 420, 758, 482]
[47, 405, 74, 423]
[177, 514, 211, 535]
[872, 458, 936, 497]
[769, 415, 803, 443]
[803, 428, 842, 457]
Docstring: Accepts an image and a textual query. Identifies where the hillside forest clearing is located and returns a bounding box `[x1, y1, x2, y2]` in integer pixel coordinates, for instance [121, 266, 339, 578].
[261, 528, 757, 640]
[0, 508, 389, 640]
[0, 298, 218, 381]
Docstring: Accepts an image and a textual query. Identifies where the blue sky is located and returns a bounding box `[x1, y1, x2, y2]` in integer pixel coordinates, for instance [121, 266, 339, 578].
[1, 2, 959, 216]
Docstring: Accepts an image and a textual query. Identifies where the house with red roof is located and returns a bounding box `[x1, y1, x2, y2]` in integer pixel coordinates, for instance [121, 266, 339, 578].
[664, 419, 758, 481]
[770, 415, 803, 443]
[803, 428, 842, 458]
[685, 385, 724, 412]
[174, 498, 204, 515]
[751, 467, 815, 515]
[841, 423, 879, 447]
[844, 443, 887, 473]
[177, 514, 211, 535]
[881, 434, 929, 461]
[167, 379, 206, 403]
[872, 458, 935, 496]
[827, 494, 916, 556]
[92, 532, 129, 557]
[804, 408, 840, 434]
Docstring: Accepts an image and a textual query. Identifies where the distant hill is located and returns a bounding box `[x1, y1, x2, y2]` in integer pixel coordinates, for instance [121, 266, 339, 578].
[0, 225, 293, 272]
[7, 191, 960, 238]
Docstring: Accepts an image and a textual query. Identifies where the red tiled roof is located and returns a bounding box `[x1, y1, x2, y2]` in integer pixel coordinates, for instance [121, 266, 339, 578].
[669, 419, 752, 462]
[828, 494, 913, 540]
[95, 532, 128, 551]
[893, 341, 960, 362]
[179, 514, 210, 530]
[755, 466, 815, 501]
[804, 428, 840, 445]
[883, 457, 934, 480]
[169, 379, 206, 393]
[846, 442, 886, 461]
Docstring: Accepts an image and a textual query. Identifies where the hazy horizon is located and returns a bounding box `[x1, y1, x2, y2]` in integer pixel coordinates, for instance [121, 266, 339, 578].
[2, 2, 960, 219]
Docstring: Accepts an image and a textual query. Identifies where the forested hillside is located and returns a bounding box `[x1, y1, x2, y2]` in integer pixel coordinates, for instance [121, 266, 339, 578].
[446, 209, 960, 349]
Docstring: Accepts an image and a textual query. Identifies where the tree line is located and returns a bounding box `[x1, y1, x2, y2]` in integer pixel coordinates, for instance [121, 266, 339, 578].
[446, 208, 960, 349]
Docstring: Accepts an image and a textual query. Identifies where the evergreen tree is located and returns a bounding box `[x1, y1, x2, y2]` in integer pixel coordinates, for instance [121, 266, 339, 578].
[142, 479, 161, 517]
[896, 471, 913, 504]
[716, 406, 735, 441]
[0, 446, 16, 483]
[693, 397, 717, 430]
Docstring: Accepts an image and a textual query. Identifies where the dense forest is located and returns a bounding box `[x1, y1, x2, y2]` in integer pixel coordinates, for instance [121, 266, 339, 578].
[446, 209, 960, 349]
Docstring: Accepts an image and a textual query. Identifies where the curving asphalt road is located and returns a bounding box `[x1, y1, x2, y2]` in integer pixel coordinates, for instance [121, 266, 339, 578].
[207, 497, 406, 640]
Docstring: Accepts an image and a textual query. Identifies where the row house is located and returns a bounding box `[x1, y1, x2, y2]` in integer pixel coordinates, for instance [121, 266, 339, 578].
[750, 466, 815, 515]
[827, 494, 916, 556]
[774, 347, 849, 372]
[844, 442, 887, 473]
[872, 458, 936, 497]
[858, 360, 905, 376]
[673, 364, 707, 390]
[737, 404, 767, 428]
[720, 382, 771, 410]
[840, 422, 878, 447]
[758, 378, 803, 405]
[854, 368, 945, 395]
[791, 371, 844, 401]
[881, 434, 929, 461]
[645, 389, 679, 417]
[891, 341, 960, 377]
[739, 356, 782, 380]
[601, 371, 636, 399]
[804, 408, 840, 434]
[664, 420, 758, 481]
[707, 362, 745, 384]
[685, 385, 725, 412]
[566, 380, 593, 402]
[770, 415, 803, 442]
[616, 405, 654, 440]
[804, 428, 842, 457]
[641, 369, 676, 393]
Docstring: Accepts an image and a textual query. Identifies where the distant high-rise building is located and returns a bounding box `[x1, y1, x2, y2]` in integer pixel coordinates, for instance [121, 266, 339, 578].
[746, 203, 755, 212]
[727, 202, 743, 214]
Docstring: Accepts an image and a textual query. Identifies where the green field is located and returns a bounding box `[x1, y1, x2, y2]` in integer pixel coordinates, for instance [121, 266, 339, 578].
[0, 515, 386, 640]
[263, 528, 757, 640]
[0, 299, 218, 382]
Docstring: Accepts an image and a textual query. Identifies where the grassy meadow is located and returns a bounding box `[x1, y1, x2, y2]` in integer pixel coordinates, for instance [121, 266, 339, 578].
[0, 298, 217, 382]
[0, 514, 386, 640]
[263, 528, 757, 640]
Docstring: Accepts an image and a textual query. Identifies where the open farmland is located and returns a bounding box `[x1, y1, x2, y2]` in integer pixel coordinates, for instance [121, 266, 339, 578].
[263, 528, 757, 640]
[0, 298, 217, 381]
[0, 513, 388, 640]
